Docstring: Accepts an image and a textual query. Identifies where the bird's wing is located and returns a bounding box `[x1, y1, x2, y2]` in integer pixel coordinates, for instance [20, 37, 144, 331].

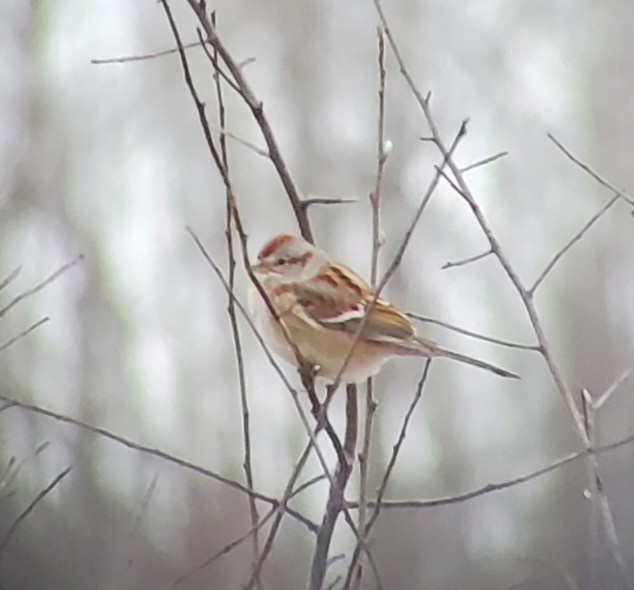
[293, 264, 415, 342]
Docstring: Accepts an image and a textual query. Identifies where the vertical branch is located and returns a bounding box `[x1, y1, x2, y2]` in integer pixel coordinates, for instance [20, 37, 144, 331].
[355, 27, 387, 590]
[343, 362, 430, 589]
[209, 12, 261, 585]
[244, 440, 314, 589]
[184, 0, 313, 242]
[310, 384, 358, 590]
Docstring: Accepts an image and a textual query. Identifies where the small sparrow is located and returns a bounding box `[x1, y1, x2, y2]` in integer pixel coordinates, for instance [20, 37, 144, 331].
[249, 233, 518, 383]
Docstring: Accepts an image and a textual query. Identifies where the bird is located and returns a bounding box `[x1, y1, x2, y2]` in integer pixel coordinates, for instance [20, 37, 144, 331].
[249, 233, 518, 383]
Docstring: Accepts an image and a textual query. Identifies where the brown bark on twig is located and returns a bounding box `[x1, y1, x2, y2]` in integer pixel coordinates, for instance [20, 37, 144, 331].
[310, 384, 358, 590]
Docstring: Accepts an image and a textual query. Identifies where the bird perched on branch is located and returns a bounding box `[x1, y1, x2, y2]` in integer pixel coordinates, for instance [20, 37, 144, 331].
[249, 233, 518, 383]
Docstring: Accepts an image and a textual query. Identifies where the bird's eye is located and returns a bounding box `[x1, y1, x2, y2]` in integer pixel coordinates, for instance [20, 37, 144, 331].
[274, 258, 287, 266]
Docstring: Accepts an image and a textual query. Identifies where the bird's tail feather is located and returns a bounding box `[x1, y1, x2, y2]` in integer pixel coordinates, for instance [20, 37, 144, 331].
[433, 346, 519, 379]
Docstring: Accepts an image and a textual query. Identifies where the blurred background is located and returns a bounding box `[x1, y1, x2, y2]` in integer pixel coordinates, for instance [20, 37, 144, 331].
[1, 0, 633, 588]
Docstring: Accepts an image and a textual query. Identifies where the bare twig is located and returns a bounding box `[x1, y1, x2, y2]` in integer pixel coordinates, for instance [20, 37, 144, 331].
[0, 266, 21, 292]
[301, 196, 358, 210]
[0, 255, 83, 319]
[355, 28, 387, 590]
[548, 134, 634, 208]
[245, 440, 313, 589]
[221, 129, 270, 158]
[174, 445, 326, 589]
[0, 317, 49, 354]
[172, 506, 277, 588]
[310, 384, 358, 590]
[91, 40, 204, 64]
[529, 194, 620, 294]
[209, 13, 261, 584]
[441, 248, 493, 270]
[115, 474, 160, 581]
[460, 150, 509, 173]
[0, 393, 316, 532]
[184, 0, 313, 242]
[0, 466, 72, 556]
[348, 431, 634, 510]
[343, 362, 431, 589]
[594, 371, 630, 410]
[406, 312, 539, 351]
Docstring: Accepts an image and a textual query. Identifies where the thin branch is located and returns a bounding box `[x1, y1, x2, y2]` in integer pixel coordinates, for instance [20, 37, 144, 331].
[460, 150, 509, 173]
[245, 440, 313, 589]
[91, 40, 204, 65]
[310, 384, 358, 590]
[529, 194, 620, 294]
[211, 12, 261, 586]
[0, 266, 21, 292]
[581, 390, 631, 588]
[0, 317, 50, 354]
[441, 248, 493, 270]
[343, 362, 431, 589]
[330, 121, 466, 390]
[594, 371, 630, 410]
[0, 393, 317, 533]
[301, 196, 358, 210]
[406, 312, 540, 351]
[351, 431, 634, 510]
[172, 506, 277, 588]
[117, 474, 160, 580]
[0, 255, 84, 319]
[355, 28, 387, 590]
[0, 466, 72, 556]
[221, 129, 270, 158]
[548, 134, 634, 208]
[184, 1, 313, 241]
[195, 28, 242, 95]
[175, 444, 326, 589]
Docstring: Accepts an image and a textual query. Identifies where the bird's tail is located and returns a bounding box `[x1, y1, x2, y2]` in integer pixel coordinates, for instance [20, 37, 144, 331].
[433, 346, 519, 379]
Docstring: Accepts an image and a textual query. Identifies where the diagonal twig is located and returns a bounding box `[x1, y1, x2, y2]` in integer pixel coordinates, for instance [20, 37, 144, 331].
[529, 194, 620, 294]
[460, 151, 509, 173]
[0, 393, 317, 533]
[0, 466, 72, 556]
[405, 312, 539, 351]
[548, 134, 634, 208]
[0, 255, 84, 319]
[348, 430, 634, 510]
[0, 317, 50, 354]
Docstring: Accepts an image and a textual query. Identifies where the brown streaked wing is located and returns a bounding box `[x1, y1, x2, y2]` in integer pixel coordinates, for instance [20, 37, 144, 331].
[362, 299, 415, 340]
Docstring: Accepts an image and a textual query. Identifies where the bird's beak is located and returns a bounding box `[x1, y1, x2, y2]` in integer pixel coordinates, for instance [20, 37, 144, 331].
[251, 260, 268, 274]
